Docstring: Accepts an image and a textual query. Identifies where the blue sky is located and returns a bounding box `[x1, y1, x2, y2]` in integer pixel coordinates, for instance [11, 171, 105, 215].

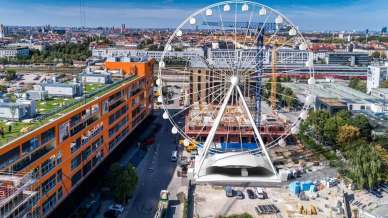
[0, 0, 387, 31]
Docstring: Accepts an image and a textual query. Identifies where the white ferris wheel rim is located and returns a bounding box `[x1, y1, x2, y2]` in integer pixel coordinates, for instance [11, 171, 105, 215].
[157, 0, 315, 150]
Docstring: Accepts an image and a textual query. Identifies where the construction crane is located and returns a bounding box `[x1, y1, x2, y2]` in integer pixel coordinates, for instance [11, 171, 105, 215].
[270, 47, 277, 110]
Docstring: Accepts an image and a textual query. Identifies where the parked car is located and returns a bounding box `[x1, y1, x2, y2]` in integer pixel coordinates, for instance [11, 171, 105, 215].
[171, 151, 178, 162]
[246, 189, 256, 199]
[255, 187, 266, 199]
[235, 190, 244, 199]
[370, 190, 383, 198]
[380, 183, 388, 189]
[108, 204, 124, 213]
[225, 186, 234, 197]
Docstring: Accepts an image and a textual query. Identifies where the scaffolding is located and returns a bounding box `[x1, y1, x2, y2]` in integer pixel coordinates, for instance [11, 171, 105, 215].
[0, 170, 36, 218]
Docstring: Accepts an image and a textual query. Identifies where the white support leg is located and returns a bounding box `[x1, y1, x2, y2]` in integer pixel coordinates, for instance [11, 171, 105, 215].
[195, 83, 235, 178]
[236, 85, 278, 176]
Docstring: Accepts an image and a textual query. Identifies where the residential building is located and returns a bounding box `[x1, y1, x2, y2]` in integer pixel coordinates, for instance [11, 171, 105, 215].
[367, 64, 388, 93]
[0, 59, 154, 217]
[0, 24, 4, 39]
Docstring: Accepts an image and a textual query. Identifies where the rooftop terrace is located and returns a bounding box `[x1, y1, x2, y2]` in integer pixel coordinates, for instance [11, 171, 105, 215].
[0, 76, 136, 147]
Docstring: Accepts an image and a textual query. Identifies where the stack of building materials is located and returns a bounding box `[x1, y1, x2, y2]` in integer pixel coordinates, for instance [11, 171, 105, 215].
[289, 181, 301, 195]
[301, 181, 313, 192]
[289, 181, 317, 196]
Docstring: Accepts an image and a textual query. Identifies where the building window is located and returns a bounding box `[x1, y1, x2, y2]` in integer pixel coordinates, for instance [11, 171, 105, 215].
[71, 138, 82, 153]
[41, 128, 55, 145]
[71, 170, 82, 187]
[71, 155, 81, 170]
[57, 187, 63, 200]
[57, 170, 62, 183]
[41, 174, 56, 195]
[22, 137, 39, 154]
[41, 159, 55, 176]
[82, 146, 92, 161]
[42, 193, 57, 215]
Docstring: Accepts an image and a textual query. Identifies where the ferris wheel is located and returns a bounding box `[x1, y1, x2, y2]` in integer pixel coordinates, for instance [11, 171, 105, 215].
[157, 1, 316, 178]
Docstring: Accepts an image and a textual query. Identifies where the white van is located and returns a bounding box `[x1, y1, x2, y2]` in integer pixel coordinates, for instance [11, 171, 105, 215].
[255, 187, 266, 199]
[171, 151, 178, 162]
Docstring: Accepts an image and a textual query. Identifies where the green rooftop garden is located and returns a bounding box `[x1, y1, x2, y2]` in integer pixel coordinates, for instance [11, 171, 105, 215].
[37, 98, 76, 113]
[0, 76, 136, 147]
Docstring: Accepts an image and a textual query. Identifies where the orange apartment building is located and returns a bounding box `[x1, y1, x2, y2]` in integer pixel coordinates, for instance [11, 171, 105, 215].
[0, 59, 154, 218]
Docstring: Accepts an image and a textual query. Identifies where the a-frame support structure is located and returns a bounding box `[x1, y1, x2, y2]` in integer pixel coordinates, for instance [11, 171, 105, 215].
[194, 76, 278, 179]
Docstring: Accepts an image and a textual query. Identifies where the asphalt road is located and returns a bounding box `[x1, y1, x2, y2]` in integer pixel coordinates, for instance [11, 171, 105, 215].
[121, 110, 179, 218]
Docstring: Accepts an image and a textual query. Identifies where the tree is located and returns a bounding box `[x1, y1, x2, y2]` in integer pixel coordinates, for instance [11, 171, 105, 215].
[304, 110, 330, 143]
[349, 115, 372, 140]
[113, 170, 133, 203]
[5, 69, 16, 81]
[282, 87, 297, 109]
[371, 51, 381, 59]
[106, 162, 138, 203]
[323, 110, 353, 146]
[347, 140, 383, 189]
[337, 125, 360, 147]
[348, 78, 366, 93]
[105, 163, 123, 189]
[323, 117, 339, 145]
[126, 163, 138, 196]
[380, 80, 388, 88]
[0, 85, 7, 92]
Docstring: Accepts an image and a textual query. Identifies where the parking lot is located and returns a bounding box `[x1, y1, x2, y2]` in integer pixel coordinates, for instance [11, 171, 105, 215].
[194, 182, 358, 218]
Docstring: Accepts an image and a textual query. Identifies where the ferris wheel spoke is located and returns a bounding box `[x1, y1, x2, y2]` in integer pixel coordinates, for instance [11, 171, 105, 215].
[235, 114, 243, 150]
[238, 13, 272, 71]
[163, 68, 227, 81]
[239, 25, 281, 74]
[201, 12, 235, 77]
[233, 1, 238, 75]
[171, 85, 225, 118]
[246, 65, 312, 79]
[243, 52, 310, 78]
[192, 90, 227, 141]
[245, 83, 300, 102]
[238, 4, 255, 69]
[164, 83, 224, 102]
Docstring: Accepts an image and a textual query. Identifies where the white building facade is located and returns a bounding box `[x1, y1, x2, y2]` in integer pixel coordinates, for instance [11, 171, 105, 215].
[0, 47, 29, 58]
[367, 65, 388, 93]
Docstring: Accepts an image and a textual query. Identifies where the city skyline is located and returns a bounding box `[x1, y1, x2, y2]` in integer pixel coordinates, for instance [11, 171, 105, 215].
[0, 0, 387, 31]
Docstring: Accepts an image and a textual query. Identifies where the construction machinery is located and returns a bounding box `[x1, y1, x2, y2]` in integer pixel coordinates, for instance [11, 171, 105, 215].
[179, 139, 197, 152]
[298, 204, 318, 215]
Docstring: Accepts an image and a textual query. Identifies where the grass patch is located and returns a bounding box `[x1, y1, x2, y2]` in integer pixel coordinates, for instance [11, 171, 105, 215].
[84, 83, 105, 94]
[37, 98, 76, 113]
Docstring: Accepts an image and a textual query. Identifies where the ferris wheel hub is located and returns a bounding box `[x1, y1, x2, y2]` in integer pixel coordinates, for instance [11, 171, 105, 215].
[230, 75, 239, 86]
